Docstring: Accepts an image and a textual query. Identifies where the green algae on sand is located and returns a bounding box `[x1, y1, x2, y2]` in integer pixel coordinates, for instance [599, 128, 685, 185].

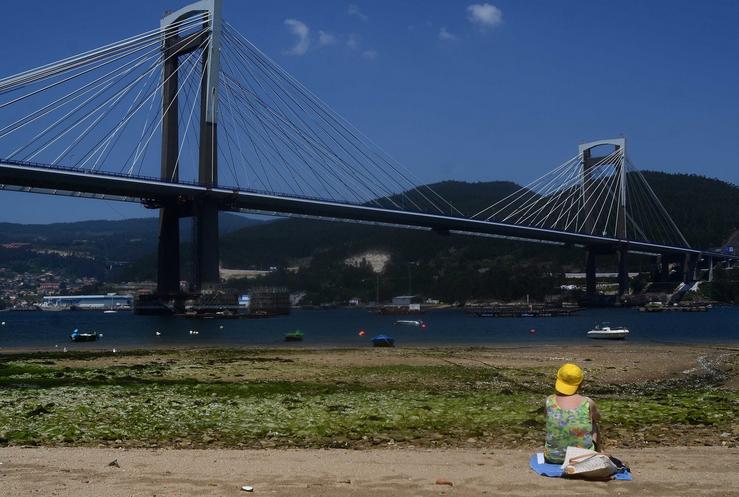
[0, 348, 737, 449]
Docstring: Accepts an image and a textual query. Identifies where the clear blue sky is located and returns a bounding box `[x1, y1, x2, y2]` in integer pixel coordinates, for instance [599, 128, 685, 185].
[1, 0, 737, 223]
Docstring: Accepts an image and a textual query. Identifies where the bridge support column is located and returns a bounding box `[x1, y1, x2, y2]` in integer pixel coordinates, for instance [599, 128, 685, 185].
[193, 198, 220, 291]
[585, 249, 597, 296]
[681, 253, 699, 284]
[156, 28, 181, 297]
[157, 209, 181, 295]
[159, 0, 222, 291]
[617, 247, 629, 296]
[157, 0, 222, 296]
[659, 256, 670, 281]
[190, 0, 222, 292]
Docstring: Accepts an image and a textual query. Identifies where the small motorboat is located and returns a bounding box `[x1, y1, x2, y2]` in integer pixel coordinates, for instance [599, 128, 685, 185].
[371, 334, 395, 347]
[587, 323, 629, 340]
[69, 329, 99, 342]
[394, 319, 424, 327]
[103, 310, 118, 314]
[284, 330, 304, 342]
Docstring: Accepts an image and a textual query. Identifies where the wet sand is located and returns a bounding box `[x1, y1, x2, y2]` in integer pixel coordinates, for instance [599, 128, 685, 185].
[15, 342, 737, 383]
[1, 446, 737, 497]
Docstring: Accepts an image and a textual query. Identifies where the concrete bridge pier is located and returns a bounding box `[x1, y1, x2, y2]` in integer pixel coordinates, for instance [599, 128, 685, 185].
[682, 253, 699, 283]
[156, 0, 222, 294]
[585, 245, 630, 297]
[617, 247, 629, 296]
[157, 208, 181, 296]
[585, 248, 597, 296]
[191, 34, 221, 291]
[192, 198, 220, 291]
[156, 26, 183, 297]
[658, 255, 671, 281]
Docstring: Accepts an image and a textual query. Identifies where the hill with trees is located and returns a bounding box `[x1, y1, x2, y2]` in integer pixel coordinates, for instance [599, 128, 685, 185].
[212, 173, 737, 303]
[0, 172, 735, 303]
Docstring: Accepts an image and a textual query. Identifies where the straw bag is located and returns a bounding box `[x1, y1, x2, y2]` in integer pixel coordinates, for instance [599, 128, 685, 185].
[561, 447, 617, 480]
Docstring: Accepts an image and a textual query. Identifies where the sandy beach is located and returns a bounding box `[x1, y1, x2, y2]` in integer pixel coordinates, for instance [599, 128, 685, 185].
[1, 446, 738, 497]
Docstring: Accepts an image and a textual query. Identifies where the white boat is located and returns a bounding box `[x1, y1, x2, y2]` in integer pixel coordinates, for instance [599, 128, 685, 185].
[394, 319, 426, 327]
[587, 323, 629, 340]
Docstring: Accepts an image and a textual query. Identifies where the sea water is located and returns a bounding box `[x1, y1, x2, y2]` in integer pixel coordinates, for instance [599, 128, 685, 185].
[0, 306, 737, 351]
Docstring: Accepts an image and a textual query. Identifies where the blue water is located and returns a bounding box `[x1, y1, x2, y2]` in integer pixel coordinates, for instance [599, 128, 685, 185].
[0, 307, 737, 351]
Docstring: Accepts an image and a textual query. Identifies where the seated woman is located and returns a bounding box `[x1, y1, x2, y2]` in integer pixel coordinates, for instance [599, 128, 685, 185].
[544, 363, 600, 464]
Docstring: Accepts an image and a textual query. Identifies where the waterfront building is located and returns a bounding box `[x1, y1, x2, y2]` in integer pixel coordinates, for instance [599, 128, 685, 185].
[41, 294, 133, 310]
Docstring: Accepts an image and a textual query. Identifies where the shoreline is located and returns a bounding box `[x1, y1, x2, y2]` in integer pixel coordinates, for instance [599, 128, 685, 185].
[1, 446, 737, 496]
[2, 340, 739, 354]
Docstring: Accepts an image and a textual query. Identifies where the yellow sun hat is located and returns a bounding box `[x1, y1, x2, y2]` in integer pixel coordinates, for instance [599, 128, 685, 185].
[555, 363, 583, 395]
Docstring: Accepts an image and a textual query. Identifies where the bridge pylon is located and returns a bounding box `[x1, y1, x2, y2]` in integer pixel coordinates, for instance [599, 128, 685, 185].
[579, 138, 629, 298]
[157, 0, 222, 296]
[578, 138, 627, 239]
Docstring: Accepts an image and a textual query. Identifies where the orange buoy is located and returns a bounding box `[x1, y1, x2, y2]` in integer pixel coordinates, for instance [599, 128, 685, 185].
[358, 330, 366, 336]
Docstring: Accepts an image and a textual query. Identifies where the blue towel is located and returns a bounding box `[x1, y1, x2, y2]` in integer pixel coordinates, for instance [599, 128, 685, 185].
[529, 453, 633, 481]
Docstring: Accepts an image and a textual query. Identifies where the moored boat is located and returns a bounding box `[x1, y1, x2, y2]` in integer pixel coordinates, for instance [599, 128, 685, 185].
[69, 329, 99, 342]
[371, 334, 395, 347]
[394, 319, 424, 327]
[587, 323, 629, 340]
[284, 330, 304, 342]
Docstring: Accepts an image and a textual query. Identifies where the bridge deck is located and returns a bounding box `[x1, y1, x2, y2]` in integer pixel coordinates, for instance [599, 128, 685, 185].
[0, 160, 735, 262]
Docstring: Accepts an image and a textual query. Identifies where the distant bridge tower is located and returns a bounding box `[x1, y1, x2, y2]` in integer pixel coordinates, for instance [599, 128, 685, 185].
[578, 138, 626, 239]
[158, 0, 222, 296]
[578, 138, 629, 297]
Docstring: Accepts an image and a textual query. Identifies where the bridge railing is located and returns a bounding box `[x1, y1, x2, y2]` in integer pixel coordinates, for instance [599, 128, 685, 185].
[0, 157, 430, 214]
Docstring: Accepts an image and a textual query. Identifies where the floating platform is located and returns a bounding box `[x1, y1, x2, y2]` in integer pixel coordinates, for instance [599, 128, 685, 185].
[639, 304, 709, 312]
[470, 307, 580, 318]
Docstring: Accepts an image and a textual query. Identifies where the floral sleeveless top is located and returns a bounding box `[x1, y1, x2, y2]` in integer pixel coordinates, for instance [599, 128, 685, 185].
[544, 395, 595, 463]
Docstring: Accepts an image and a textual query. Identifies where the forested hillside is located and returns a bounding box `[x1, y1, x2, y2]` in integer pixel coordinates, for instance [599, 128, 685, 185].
[1, 172, 735, 303]
[212, 174, 737, 303]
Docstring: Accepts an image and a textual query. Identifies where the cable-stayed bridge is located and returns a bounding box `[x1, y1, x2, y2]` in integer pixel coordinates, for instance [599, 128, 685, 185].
[0, 0, 735, 300]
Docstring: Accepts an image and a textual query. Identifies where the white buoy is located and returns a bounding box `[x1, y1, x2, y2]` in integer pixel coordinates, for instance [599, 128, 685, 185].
[219, 325, 224, 329]
[1, 321, 5, 326]
[112, 348, 117, 353]
[63, 347, 67, 353]
[155, 331, 161, 336]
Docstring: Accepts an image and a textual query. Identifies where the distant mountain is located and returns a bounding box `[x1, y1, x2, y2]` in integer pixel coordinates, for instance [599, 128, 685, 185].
[212, 174, 738, 303]
[0, 213, 262, 263]
[219, 174, 738, 269]
[218, 181, 548, 267]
